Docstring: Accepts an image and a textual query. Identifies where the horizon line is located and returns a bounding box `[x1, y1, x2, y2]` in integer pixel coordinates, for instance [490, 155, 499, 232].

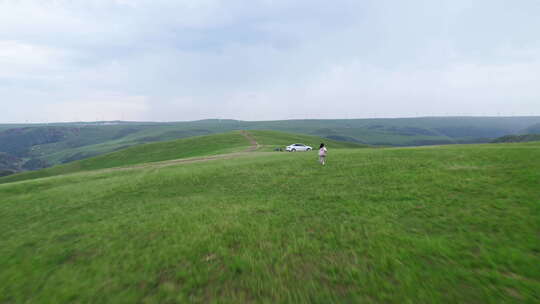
[2, 115, 540, 125]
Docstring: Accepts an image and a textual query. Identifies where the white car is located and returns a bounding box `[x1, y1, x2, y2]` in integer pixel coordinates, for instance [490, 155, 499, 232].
[286, 143, 312, 152]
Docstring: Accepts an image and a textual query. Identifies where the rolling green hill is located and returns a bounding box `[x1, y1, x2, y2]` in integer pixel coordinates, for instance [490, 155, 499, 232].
[492, 134, 540, 143]
[238, 116, 540, 145]
[0, 130, 366, 184]
[0, 132, 250, 184]
[2, 116, 540, 174]
[250, 130, 366, 151]
[1, 140, 538, 303]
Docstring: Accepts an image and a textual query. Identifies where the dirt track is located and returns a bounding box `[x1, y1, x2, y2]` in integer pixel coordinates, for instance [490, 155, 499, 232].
[240, 130, 261, 151]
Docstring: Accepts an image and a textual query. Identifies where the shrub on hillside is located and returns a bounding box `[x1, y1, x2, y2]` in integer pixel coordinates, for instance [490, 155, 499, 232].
[0, 169, 15, 177]
[491, 134, 540, 143]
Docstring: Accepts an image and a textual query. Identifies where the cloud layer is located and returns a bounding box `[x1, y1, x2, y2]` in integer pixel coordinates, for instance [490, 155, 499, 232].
[1, 0, 539, 122]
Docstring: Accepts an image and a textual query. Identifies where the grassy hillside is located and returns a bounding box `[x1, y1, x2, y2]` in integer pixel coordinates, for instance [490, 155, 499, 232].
[0, 123, 220, 171]
[0, 132, 250, 184]
[1, 142, 539, 303]
[0, 130, 365, 184]
[2, 117, 540, 173]
[241, 116, 540, 145]
[492, 134, 540, 143]
[249, 130, 367, 151]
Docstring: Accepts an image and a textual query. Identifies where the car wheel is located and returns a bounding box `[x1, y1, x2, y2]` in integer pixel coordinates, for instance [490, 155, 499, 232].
[307, 148, 311, 151]
[292, 149, 296, 152]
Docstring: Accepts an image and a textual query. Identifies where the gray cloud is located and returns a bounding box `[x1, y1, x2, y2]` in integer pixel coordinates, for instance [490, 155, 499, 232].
[1, 0, 539, 122]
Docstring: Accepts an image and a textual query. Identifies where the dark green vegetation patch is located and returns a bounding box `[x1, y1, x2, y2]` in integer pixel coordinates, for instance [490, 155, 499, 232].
[525, 123, 540, 134]
[492, 134, 540, 143]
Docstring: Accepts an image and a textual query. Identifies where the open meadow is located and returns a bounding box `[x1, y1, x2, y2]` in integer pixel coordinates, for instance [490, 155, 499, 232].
[1, 134, 539, 303]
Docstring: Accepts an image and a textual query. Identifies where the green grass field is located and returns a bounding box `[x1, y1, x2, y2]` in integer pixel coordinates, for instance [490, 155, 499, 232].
[1, 138, 539, 303]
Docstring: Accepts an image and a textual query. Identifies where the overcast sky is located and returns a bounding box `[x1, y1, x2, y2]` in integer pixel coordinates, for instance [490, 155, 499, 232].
[1, 0, 539, 123]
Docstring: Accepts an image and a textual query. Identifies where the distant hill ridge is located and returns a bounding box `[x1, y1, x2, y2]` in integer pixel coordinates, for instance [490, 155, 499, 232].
[525, 123, 540, 134]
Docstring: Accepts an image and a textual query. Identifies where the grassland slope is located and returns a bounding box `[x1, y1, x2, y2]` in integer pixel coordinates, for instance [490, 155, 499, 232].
[0, 132, 250, 184]
[0, 142, 539, 303]
[0, 130, 365, 184]
[3, 116, 540, 173]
